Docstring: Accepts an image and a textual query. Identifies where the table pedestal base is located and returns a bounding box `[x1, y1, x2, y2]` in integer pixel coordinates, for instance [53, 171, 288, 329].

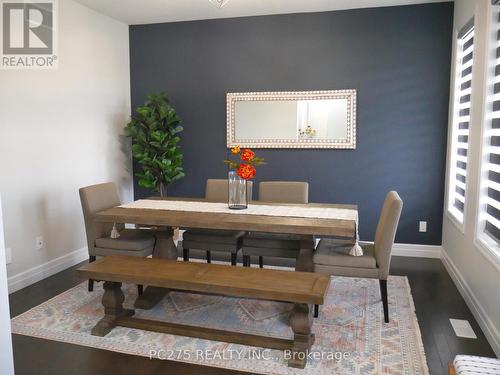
[134, 227, 177, 309]
[134, 286, 168, 309]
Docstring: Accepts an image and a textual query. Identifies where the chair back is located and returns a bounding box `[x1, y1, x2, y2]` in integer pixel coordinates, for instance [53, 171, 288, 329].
[374, 191, 403, 279]
[259, 181, 309, 204]
[79, 182, 123, 256]
[205, 179, 253, 202]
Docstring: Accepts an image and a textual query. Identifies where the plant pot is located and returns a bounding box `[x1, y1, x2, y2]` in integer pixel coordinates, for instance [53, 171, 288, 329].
[228, 170, 247, 209]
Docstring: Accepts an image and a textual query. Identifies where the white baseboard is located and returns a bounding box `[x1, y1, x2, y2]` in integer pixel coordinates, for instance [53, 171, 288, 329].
[6, 241, 497, 356]
[392, 243, 442, 258]
[441, 247, 500, 357]
[5, 242, 441, 294]
[8, 247, 89, 294]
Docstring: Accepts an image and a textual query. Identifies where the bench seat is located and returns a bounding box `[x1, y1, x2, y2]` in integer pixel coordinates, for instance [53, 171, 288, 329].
[78, 255, 329, 304]
[77, 255, 330, 369]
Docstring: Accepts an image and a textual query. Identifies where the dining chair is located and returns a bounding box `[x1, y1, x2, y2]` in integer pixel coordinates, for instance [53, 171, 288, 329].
[313, 191, 403, 322]
[241, 181, 313, 268]
[79, 182, 156, 294]
[182, 179, 253, 265]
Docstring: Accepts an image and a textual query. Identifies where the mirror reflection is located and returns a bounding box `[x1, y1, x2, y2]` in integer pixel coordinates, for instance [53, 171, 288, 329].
[227, 90, 356, 149]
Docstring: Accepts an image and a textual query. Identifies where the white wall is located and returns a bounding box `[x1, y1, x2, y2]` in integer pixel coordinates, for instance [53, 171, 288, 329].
[0, 0, 132, 287]
[0, 197, 14, 374]
[442, 0, 500, 357]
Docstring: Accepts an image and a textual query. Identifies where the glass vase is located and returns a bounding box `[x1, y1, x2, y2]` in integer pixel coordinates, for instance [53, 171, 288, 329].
[228, 170, 248, 209]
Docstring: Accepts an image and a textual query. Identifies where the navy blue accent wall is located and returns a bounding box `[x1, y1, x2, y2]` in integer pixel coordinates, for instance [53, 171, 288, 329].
[129, 2, 453, 245]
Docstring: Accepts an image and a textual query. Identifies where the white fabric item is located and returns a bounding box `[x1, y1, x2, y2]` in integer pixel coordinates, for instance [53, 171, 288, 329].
[120, 199, 358, 220]
[110, 223, 120, 239]
[350, 242, 363, 256]
[453, 355, 500, 375]
[120, 199, 363, 256]
[323, 237, 364, 256]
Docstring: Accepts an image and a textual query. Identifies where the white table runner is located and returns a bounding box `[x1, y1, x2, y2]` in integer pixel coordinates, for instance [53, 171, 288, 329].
[119, 199, 358, 222]
[119, 199, 363, 256]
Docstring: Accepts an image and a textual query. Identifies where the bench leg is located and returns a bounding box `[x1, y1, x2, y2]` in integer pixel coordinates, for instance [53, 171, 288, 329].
[259, 256, 264, 268]
[135, 227, 175, 310]
[206, 250, 211, 264]
[183, 248, 189, 261]
[231, 252, 237, 266]
[288, 303, 314, 369]
[91, 281, 134, 337]
[313, 304, 319, 318]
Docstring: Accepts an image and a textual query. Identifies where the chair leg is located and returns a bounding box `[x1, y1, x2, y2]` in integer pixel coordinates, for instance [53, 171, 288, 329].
[314, 304, 319, 318]
[183, 248, 189, 262]
[88, 256, 96, 292]
[259, 256, 264, 268]
[243, 255, 250, 267]
[137, 284, 143, 296]
[206, 250, 211, 264]
[231, 252, 237, 266]
[379, 279, 389, 323]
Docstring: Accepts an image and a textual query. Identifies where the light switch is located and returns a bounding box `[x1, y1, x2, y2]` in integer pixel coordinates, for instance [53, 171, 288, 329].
[419, 221, 427, 233]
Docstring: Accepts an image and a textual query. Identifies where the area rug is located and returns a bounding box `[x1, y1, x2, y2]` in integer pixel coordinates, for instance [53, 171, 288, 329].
[11, 274, 428, 375]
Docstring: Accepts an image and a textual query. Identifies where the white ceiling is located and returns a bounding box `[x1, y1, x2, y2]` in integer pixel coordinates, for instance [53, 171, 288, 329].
[74, 0, 451, 25]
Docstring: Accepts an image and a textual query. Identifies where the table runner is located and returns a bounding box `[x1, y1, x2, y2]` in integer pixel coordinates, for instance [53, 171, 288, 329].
[119, 200, 363, 256]
[119, 199, 358, 222]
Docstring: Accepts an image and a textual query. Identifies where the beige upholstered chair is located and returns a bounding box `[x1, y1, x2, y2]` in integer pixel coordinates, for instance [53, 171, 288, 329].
[79, 182, 156, 292]
[242, 181, 312, 268]
[313, 191, 403, 322]
[182, 179, 253, 265]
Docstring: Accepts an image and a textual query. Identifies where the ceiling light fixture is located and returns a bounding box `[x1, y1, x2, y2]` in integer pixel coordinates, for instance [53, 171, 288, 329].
[209, 0, 230, 8]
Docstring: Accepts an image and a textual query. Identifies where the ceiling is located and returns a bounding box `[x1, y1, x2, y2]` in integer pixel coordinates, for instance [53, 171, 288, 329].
[74, 0, 451, 25]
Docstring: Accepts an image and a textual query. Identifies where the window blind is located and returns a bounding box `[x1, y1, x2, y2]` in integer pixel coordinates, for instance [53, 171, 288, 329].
[485, 11, 500, 242]
[449, 20, 474, 223]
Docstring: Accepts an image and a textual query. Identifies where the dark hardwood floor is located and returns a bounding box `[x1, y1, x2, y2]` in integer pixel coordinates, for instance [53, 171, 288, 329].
[9, 256, 496, 375]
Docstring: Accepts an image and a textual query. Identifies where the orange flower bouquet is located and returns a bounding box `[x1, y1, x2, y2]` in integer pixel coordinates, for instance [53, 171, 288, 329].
[224, 146, 265, 180]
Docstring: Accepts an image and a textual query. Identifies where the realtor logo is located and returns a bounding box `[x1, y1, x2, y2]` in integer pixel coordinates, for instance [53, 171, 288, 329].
[1, 0, 58, 69]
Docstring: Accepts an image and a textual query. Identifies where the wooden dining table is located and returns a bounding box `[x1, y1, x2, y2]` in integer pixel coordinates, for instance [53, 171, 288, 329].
[94, 197, 358, 309]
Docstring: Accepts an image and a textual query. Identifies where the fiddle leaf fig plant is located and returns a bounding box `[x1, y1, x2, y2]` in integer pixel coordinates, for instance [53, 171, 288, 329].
[125, 92, 184, 196]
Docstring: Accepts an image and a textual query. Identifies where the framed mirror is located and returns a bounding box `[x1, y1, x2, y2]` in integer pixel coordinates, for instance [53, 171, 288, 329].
[226, 90, 356, 149]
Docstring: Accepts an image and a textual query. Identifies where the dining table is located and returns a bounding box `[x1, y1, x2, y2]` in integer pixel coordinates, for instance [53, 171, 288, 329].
[94, 197, 358, 309]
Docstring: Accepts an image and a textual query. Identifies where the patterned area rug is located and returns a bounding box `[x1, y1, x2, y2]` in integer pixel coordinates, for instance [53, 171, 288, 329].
[11, 275, 428, 375]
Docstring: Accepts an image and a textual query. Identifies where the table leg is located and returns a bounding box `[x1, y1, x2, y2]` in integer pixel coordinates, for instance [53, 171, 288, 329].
[152, 227, 178, 260]
[91, 281, 134, 337]
[295, 235, 315, 272]
[288, 303, 315, 368]
[134, 227, 177, 310]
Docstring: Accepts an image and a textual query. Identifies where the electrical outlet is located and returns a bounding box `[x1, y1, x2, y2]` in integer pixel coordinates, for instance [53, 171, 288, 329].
[35, 236, 44, 250]
[5, 247, 12, 264]
[419, 221, 427, 233]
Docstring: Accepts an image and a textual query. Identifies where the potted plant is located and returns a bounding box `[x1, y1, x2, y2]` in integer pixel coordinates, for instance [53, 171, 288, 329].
[125, 93, 184, 197]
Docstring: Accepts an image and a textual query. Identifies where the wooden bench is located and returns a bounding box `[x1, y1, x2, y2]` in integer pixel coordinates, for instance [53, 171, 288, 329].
[77, 255, 330, 369]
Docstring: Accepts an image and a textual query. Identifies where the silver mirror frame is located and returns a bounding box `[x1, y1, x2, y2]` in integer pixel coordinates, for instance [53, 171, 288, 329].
[226, 89, 357, 149]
